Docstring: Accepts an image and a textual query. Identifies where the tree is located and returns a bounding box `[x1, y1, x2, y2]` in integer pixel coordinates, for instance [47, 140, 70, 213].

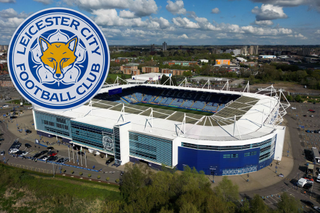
[295, 95, 302, 102]
[277, 192, 302, 213]
[250, 194, 269, 213]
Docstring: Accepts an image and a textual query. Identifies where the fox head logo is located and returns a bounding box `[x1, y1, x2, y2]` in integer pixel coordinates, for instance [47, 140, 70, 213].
[39, 36, 78, 81]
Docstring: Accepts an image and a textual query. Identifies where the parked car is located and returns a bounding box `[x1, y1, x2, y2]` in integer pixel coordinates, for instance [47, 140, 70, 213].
[303, 115, 307, 117]
[301, 199, 314, 207]
[21, 151, 28, 156]
[47, 156, 58, 161]
[0, 138, 4, 141]
[25, 129, 32, 134]
[310, 115, 314, 118]
[57, 158, 65, 163]
[32, 153, 41, 159]
[309, 109, 315, 113]
[39, 155, 48, 161]
[25, 143, 32, 148]
[291, 107, 296, 110]
[40, 150, 48, 155]
[306, 130, 312, 133]
[9, 148, 19, 154]
[0, 151, 5, 155]
[106, 157, 114, 165]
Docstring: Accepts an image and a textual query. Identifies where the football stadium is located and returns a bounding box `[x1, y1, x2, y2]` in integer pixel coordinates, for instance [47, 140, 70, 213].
[33, 83, 290, 176]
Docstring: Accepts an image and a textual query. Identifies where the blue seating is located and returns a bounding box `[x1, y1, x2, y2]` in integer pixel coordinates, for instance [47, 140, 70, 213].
[94, 85, 240, 113]
[170, 98, 184, 107]
[192, 101, 206, 110]
[181, 100, 194, 108]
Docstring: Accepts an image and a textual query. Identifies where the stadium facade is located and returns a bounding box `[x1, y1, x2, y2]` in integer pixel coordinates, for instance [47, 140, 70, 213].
[33, 84, 289, 176]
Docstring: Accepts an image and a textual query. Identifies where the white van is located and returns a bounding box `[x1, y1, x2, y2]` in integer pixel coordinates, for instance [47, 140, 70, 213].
[316, 174, 320, 183]
[297, 178, 307, 187]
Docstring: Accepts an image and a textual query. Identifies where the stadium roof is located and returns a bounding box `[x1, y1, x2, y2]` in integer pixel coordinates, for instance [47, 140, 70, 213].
[34, 84, 284, 142]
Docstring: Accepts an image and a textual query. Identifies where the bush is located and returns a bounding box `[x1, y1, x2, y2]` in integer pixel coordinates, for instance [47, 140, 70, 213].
[115, 178, 119, 183]
[79, 172, 83, 176]
[106, 177, 110, 181]
[88, 174, 91, 178]
[97, 175, 101, 179]
[71, 170, 74, 174]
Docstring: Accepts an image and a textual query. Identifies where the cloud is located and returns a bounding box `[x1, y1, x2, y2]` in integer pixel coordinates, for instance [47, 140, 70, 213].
[0, 0, 15, 2]
[71, 0, 158, 17]
[288, 33, 307, 39]
[252, 4, 287, 21]
[119, 10, 136, 18]
[254, 20, 274, 25]
[211, 8, 220, 14]
[316, 30, 320, 34]
[92, 9, 170, 29]
[33, 0, 53, 4]
[194, 17, 220, 30]
[250, 0, 305, 7]
[166, 0, 186, 14]
[177, 34, 188, 39]
[172, 17, 200, 29]
[0, 8, 17, 18]
[241, 25, 292, 35]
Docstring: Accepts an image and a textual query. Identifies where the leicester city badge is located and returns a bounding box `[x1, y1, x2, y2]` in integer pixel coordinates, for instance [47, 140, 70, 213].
[8, 8, 109, 110]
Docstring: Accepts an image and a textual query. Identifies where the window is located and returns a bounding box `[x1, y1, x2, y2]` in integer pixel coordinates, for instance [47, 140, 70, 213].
[223, 154, 230, 158]
[231, 154, 238, 158]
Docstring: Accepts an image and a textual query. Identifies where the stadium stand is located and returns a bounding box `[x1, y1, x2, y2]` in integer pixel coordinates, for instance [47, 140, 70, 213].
[100, 85, 240, 114]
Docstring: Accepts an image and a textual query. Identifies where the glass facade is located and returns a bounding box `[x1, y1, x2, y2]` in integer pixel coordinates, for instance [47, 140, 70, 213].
[71, 121, 113, 154]
[34, 111, 71, 138]
[113, 126, 121, 160]
[129, 132, 172, 166]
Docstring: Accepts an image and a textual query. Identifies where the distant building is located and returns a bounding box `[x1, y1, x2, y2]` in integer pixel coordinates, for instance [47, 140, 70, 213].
[198, 59, 209, 64]
[236, 57, 247, 62]
[121, 63, 140, 75]
[241, 46, 248, 55]
[215, 59, 230, 65]
[163, 61, 197, 66]
[162, 42, 167, 51]
[232, 49, 241, 56]
[142, 66, 159, 73]
[259, 55, 276, 59]
[161, 68, 189, 76]
[249, 46, 259, 55]
[150, 44, 155, 52]
[241, 62, 257, 67]
[212, 48, 222, 54]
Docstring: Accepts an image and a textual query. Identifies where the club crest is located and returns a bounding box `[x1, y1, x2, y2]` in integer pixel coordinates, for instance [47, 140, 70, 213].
[8, 8, 109, 110]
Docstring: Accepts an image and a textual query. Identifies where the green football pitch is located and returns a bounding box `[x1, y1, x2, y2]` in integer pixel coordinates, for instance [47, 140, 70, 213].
[135, 103, 213, 116]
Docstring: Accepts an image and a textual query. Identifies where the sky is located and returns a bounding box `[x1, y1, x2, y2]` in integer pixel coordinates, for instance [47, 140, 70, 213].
[0, 0, 320, 46]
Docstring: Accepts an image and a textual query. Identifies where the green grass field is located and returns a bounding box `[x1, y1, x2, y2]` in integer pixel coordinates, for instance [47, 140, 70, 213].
[135, 103, 213, 116]
[0, 164, 121, 212]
